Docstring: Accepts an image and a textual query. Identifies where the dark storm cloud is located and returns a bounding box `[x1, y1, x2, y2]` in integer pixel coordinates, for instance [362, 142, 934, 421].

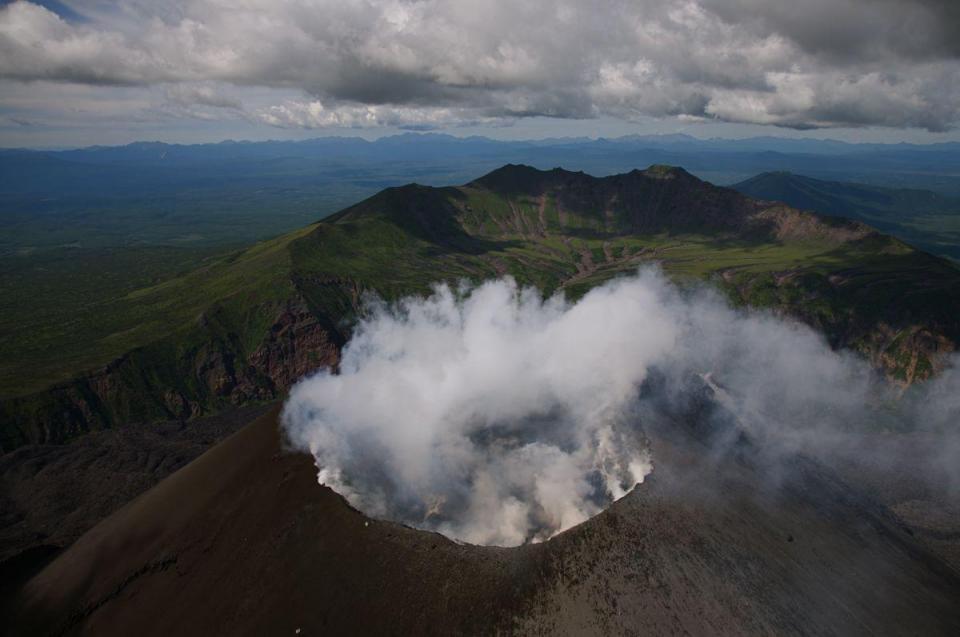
[0, 0, 958, 131]
[704, 0, 960, 62]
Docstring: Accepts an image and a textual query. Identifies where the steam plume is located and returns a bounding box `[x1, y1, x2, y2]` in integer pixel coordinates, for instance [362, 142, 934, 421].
[283, 268, 960, 546]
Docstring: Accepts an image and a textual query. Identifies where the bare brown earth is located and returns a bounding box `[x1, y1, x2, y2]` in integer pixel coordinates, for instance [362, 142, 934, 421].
[6, 405, 960, 636]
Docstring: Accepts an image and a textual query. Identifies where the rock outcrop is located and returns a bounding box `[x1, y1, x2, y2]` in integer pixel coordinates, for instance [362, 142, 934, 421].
[0, 296, 342, 451]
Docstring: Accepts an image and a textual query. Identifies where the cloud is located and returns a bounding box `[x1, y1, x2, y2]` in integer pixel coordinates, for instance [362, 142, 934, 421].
[703, 0, 960, 62]
[254, 100, 507, 130]
[164, 83, 242, 110]
[1, 0, 958, 130]
[281, 269, 960, 546]
[0, 1, 172, 85]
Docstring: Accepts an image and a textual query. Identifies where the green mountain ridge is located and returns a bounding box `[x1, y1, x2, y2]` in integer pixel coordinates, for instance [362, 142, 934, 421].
[3, 164, 959, 450]
[733, 171, 960, 260]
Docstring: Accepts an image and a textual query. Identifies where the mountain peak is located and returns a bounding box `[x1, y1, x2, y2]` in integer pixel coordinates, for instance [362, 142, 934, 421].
[329, 163, 875, 252]
[465, 164, 559, 195]
[471, 163, 700, 194]
[639, 164, 692, 179]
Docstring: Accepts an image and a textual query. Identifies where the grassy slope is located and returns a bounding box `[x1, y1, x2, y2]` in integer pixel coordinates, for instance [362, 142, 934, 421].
[733, 172, 960, 261]
[0, 234, 304, 398]
[0, 230, 317, 448]
[0, 247, 222, 396]
[293, 171, 960, 387]
[3, 165, 959, 448]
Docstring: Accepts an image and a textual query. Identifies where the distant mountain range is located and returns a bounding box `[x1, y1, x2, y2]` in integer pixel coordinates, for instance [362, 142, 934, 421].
[4, 132, 960, 195]
[5, 132, 960, 256]
[10, 132, 960, 158]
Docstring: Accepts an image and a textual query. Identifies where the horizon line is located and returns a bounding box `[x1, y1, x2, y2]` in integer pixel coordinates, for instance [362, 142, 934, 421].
[5, 130, 960, 153]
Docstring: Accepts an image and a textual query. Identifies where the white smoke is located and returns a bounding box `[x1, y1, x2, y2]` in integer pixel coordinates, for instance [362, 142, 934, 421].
[282, 268, 960, 546]
[282, 273, 676, 546]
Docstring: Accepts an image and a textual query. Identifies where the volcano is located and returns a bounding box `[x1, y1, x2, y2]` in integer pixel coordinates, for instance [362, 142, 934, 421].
[7, 397, 960, 636]
[4, 165, 960, 635]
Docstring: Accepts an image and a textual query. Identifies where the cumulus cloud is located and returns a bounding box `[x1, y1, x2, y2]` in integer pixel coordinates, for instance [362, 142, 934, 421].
[164, 83, 242, 110]
[0, 1, 173, 85]
[282, 269, 960, 546]
[255, 100, 506, 130]
[1, 0, 958, 131]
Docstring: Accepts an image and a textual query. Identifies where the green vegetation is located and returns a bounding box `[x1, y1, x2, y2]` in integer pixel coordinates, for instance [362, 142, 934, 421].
[0, 246, 223, 395]
[0, 188, 345, 255]
[0, 228, 321, 399]
[4, 164, 960, 450]
[733, 172, 960, 261]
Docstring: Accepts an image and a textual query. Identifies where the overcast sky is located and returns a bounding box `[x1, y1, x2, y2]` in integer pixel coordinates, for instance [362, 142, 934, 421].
[2, 0, 960, 147]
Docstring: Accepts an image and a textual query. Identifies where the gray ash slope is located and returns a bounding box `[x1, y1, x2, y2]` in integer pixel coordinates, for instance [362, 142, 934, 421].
[7, 384, 960, 636]
[0, 404, 273, 610]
